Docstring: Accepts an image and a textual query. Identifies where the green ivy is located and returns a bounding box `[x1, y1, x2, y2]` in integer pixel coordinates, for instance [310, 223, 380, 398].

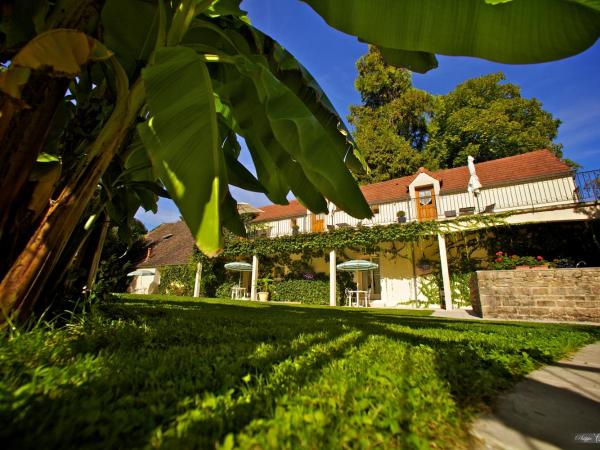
[418, 275, 441, 308]
[224, 215, 506, 258]
[158, 264, 196, 296]
[450, 272, 472, 307]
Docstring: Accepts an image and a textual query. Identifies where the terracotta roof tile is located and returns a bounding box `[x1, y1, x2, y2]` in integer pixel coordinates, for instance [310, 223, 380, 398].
[137, 221, 196, 268]
[253, 150, 571, 222]
[251, 200, 307, 222]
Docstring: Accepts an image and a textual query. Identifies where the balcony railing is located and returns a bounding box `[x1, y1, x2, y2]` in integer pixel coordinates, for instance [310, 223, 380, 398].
[249, 170, 599, 238]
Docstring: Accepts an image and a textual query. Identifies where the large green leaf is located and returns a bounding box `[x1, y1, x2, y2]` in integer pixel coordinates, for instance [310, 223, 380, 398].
[302, 0, 600, 71]
[215, 67, 330, 214]
[218, 55, 371, 218]
[187, 18, 368, 174]
[378, 46, 438, 74]
[138, 46, 224, 256]
[186, 18, 371, 218]
[124, 141, 159, 213]
[214, 94, 291, 205]
[220, 130, 267, 194]
[101, 0, 161, 79]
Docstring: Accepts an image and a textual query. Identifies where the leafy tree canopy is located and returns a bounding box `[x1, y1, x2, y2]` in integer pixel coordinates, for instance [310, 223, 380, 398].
[428, 72, 563, 168]
[349, 47, 434, 183]
[350, 50, 564, 182]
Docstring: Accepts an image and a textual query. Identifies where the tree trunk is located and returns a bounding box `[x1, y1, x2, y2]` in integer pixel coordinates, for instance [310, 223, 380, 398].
[0, 60, 139, 324]
[0, 78, 69, 275]
[0, 0, 105, 277]
[86, 214, 110, 292]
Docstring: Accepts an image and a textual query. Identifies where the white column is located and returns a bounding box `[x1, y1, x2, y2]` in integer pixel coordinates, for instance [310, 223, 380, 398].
[329, 249, 337, 306]
[251, 255, 259, 301]
[437, 233, 452, 310]
[193, 262, 202, 297]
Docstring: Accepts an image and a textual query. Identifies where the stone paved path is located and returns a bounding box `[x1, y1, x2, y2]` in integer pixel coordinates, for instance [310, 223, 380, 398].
[471, 342, 600, 450]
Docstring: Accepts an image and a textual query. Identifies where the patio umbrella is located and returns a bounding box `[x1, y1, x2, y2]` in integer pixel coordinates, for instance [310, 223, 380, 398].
[336, 260, 378, 290]
[224, 261, 253, 286]
[467, 155, 482, 194]
[127, 268, 156, 277]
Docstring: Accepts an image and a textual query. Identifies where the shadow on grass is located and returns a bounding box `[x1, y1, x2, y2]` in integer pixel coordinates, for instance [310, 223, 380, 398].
[3, 296, 599, 449]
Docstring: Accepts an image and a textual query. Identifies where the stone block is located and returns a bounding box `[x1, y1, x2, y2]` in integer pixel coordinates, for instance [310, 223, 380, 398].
[575, 301, 598, 309]
[536, 300, 556, 307]
[531, 287, 549, 296]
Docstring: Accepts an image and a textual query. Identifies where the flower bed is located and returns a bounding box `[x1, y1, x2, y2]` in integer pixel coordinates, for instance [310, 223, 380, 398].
[490, 251, 548, 270]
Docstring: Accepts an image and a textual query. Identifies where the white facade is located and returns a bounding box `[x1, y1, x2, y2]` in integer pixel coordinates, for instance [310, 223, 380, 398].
[251, 171, 596, 308]
[255, 175, 579, 239]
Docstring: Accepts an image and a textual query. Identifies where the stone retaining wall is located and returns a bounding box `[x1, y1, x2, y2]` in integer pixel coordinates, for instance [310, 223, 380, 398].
[470, 268, 600, 322]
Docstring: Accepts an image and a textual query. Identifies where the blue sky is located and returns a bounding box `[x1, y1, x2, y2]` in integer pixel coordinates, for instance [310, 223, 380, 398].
[136, 0, 600, 230]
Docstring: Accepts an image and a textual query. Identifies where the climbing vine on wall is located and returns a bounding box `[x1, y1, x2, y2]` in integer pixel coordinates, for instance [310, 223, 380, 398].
[223, 215, 508, 258]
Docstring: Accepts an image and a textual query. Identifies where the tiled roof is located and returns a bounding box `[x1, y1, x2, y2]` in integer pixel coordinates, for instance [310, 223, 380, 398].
[137, 221, 196, 268]
[253, 150, 571, 222]
[250, 199, 308, 222]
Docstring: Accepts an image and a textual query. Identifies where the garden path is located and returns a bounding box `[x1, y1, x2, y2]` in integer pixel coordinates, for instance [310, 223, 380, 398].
[472, 341, 600, 449]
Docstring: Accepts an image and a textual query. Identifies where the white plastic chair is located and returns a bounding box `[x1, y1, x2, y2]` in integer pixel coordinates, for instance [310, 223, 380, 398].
[344, 288, 353, 307]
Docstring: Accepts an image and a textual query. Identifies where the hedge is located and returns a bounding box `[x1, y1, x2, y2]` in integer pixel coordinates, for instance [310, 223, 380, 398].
[271, 280, 338, 305]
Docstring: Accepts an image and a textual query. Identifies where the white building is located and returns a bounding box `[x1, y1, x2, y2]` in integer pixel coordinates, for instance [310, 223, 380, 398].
[248, 150, 599, 308]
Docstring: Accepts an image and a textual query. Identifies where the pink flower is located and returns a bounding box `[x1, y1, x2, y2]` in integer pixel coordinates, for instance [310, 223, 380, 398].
[495, 251, 503, 256]
[536, 256, 543, 261]
[495, 257, 502, 262]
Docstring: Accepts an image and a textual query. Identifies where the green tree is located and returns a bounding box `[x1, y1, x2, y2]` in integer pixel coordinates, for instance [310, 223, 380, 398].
[349, 47, 434, 183]
[0, 0, 598, 324]
[428, 72, 563, 168]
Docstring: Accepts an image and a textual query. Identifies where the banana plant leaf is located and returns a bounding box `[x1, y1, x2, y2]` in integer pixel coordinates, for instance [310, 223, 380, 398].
[301, 0, 600, 73]
[101, 0, 163, 79]
[185, 17, 372, 219]
[139, 46, 226, 256]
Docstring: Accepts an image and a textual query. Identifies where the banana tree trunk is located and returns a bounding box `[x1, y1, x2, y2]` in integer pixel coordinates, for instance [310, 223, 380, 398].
[0, 60, 140, 324]
[86, 214, 110, 293]
[0, 0, 104, 277]
[0, 78, 69, 276]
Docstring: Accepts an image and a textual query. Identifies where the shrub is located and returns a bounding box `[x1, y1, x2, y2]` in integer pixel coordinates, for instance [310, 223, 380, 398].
[271, 280, 336, 305]
[216, 281, 237, 299]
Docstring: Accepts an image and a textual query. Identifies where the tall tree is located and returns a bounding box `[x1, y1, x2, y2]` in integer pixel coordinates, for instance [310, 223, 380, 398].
[349, 47, 434, 183]
[428, 72, 563, 168]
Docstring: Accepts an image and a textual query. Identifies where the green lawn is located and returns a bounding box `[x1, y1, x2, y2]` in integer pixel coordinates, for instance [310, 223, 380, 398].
[1, 296, 598, 449]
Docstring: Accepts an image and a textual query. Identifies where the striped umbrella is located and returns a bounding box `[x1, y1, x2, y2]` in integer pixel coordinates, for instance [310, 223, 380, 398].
[336, 260, 379, 291]
[336, 260, 378, 271]
[224, 261, 253, 286]
[224, 262, 253, 272]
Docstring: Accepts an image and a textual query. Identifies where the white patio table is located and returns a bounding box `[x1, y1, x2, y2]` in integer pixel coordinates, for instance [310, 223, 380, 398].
[347, 290, 369, 307]
[231, 286, 247, 299]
